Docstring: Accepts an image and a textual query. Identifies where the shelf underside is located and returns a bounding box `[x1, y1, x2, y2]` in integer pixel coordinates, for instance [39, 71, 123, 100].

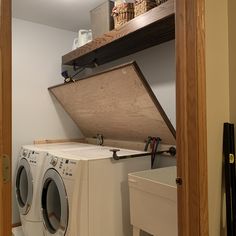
[62, 0, 175, 67]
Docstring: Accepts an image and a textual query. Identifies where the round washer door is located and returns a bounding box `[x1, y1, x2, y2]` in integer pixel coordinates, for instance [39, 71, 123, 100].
[41, 169, 68, 235]
[15, 158, 33, 215]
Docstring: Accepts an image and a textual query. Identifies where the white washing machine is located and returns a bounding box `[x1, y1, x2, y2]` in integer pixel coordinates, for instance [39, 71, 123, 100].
[40, 146, 151, 236]
[15, 142, 96, 236]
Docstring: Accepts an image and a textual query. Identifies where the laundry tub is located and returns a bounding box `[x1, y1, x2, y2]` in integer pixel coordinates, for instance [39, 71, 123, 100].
[128, 166, 177, 236]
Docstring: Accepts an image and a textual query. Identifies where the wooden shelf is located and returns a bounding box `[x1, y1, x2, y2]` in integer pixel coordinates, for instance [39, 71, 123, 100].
[62, 0, 175, 67]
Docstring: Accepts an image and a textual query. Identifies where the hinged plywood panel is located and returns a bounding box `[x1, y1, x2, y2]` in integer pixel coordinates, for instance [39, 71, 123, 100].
[49, 62, 175, 145]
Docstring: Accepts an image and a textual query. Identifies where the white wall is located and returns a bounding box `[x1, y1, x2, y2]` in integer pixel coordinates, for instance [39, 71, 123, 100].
[12, 18, 82, 223]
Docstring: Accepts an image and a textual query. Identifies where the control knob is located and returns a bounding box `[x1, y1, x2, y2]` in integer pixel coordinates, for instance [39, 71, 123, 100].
[50, 157, 58, 166]
[22, 150, 28, 158]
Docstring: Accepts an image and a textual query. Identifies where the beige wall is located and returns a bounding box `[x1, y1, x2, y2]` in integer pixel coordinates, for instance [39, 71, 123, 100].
[228, 0, 236, 128]
[205, 0, 230, 235]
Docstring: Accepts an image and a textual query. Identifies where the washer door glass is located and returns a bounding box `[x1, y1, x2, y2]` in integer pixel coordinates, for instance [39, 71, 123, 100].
[41, 169, 68, 235]
[15, 158, 33, 215]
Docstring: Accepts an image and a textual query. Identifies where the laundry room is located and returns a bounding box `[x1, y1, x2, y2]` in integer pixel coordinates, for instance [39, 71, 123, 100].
[12, 0, 177, 236]
[2, 0, 235, 235]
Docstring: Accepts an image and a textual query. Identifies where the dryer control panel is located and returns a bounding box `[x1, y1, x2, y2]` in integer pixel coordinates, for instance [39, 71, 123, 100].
[49, 155, 78, 179]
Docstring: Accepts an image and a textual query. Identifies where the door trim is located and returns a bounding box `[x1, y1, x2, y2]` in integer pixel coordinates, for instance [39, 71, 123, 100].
[0, 0, 12, 235]
[176, 0, 209, 235]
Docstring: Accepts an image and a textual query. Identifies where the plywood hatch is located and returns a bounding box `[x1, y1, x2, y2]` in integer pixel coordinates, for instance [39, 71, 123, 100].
[49, 62, 176, 145]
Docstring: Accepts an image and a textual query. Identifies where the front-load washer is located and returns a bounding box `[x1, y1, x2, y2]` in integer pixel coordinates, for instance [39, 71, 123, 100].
[15, 142, 95, 236]
[40, 146, 151, 236]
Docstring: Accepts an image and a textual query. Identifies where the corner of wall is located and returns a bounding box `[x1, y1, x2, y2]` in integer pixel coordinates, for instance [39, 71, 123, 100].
[205, 0, 230, 235]
[228, 0, 236, 129]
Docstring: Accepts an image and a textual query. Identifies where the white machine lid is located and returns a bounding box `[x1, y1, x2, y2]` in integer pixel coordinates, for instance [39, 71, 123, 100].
[50, 146, 149, 161]
[49, 62, 176, 145]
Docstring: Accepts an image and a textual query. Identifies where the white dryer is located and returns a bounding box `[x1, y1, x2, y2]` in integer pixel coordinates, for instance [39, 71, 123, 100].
[15, 142, 95, 236]
[40, 146, 151, 236]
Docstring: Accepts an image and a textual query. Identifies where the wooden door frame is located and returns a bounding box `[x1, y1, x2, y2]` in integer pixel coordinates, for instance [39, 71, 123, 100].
[0, 0, 12, 235]
[1, 0, 209, 235]
[176, 0, 209, 235]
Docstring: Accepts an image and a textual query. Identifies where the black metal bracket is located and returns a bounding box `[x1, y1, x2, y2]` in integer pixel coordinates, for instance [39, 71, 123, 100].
[110, 149, 150, 161]
[110, 149, 121, 160]
[157, 146, 176, 156]
[110, 146, 176, 161]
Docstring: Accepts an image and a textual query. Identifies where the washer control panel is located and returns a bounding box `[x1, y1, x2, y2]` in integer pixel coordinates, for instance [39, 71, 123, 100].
[21, 149, 41, 165]
[50, 155, 78, 179]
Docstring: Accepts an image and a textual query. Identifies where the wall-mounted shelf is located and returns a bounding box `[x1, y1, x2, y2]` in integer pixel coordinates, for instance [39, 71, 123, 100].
[62, 0, 175, 67]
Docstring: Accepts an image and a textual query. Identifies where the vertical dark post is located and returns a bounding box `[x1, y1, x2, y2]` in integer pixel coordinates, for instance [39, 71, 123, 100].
[223, 123, 236, 236]
[230, 124, 236, 234]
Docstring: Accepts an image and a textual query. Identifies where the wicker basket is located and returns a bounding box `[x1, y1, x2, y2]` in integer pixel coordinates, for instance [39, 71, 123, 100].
[112, 3, 134, 28]
[134, 0, 157, 17]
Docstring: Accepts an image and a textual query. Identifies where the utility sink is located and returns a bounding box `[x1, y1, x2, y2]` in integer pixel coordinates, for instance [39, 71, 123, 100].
[128, 167, 177, 236]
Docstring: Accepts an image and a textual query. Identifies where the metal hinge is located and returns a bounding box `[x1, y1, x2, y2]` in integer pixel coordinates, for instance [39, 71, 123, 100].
[96, 134, 104, 146]
[2, 154, 10, 183]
